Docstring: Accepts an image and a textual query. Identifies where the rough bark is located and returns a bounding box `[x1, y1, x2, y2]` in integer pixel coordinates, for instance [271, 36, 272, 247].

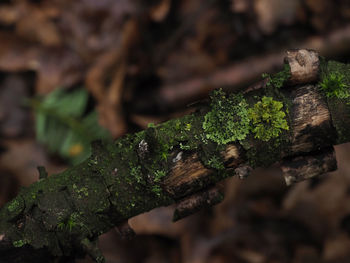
[1, 49, 350, 263]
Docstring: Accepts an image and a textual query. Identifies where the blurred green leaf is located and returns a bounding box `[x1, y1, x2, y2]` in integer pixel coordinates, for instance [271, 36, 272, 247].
[30, 88, 111, 165]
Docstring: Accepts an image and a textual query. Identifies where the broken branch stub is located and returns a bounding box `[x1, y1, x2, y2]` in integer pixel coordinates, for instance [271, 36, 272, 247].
[173, 185, 224, 222]
[285, 49, 320, 85]
[281, 147, 337, 186]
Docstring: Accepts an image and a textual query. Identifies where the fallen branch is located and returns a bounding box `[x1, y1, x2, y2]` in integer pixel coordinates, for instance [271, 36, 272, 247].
[1, 49, 350, 263]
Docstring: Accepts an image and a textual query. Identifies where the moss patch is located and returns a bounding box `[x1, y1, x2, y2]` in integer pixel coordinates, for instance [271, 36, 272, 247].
[206, 155, 225, 170]
[320, 70, 349, 99]
[13, 239, 28, 248]
[262, 63, 291, 89]
[319, 60, 350, 144]
[7, 199, 20, 213]
[203, 89, 250, 144]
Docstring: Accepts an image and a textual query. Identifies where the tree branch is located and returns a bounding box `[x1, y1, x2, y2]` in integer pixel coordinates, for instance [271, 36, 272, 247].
[1, 49, 349, 263]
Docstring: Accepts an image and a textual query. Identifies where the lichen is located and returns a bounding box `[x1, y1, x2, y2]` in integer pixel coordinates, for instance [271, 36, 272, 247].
[203, 89, 250, 144]
[320, 71, 349, 99]
[248, 96, 289, 142]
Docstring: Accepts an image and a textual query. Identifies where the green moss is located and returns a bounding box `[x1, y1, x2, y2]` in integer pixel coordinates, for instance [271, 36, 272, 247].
[262, 63, 291, 89]
[206, 155, 225, 170]
[57, 212, 88, 233]
[248, 96, 289, 142]
[102, 132, 175, 218]
[66, 215, 77, 232]
[203, 89, 250, 144]
[148, 170, 168, 196]
[320, 71, 349, 99]
[57, 221, 66, 230]
[142, 114, 202, 181]
[151, 185, 163, 197]
[154, 170, 166, 183]
[130, 165, 142, 183]
[13, 239, 28, 247]
[72, 184, 89, 198]
[179, 143, 191, 150]
[319, 60, 350, 144]
[7, 199, 20, 213]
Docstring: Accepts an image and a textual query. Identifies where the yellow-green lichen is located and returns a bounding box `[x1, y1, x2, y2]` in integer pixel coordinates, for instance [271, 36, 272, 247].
[248, 96, 289, 142]
[203, 89, 250, 145]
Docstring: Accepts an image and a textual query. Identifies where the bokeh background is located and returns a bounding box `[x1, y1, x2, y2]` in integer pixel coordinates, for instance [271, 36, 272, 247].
[1, 0, 350, 262]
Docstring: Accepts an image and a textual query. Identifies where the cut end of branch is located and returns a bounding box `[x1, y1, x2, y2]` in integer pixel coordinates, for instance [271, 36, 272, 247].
[285, 49, 320, 85]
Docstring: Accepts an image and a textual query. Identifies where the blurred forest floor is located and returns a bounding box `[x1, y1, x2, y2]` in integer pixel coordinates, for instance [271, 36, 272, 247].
[1, 0, 350, 262]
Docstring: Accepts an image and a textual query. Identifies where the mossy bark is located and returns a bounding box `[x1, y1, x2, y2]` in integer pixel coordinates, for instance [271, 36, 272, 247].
[0, 53, 350, 263]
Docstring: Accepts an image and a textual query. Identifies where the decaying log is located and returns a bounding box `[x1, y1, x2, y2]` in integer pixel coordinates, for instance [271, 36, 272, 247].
[1, 49, 350, 263]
